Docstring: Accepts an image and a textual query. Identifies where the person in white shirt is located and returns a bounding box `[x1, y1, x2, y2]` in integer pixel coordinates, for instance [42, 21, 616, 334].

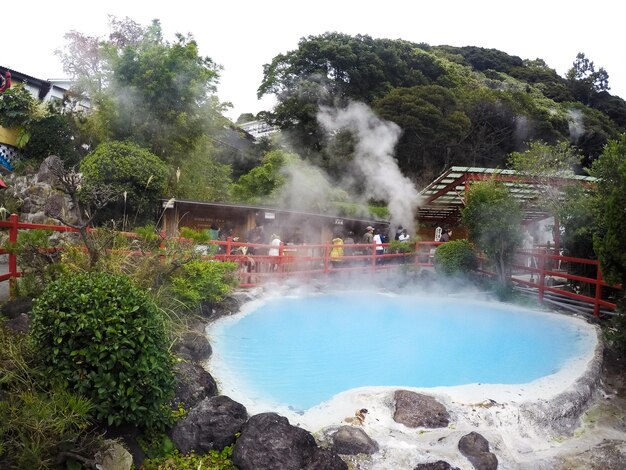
[268, 233, 282, 271]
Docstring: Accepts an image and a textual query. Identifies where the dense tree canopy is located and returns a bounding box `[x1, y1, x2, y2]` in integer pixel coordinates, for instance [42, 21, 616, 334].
[259, 34, 626, 182]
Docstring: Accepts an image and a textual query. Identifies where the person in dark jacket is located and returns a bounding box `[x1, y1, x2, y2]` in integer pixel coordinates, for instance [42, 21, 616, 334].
[440, 228, 452, 242]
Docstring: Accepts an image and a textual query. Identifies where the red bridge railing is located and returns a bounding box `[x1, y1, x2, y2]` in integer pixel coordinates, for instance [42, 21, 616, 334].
[0, 214, 619, 316]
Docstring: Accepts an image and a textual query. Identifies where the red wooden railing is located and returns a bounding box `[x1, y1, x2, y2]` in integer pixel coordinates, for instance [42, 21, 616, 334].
[0, 214, 620, 316]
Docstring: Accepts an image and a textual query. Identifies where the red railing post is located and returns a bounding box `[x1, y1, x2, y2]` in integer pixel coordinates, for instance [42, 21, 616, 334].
[226, 237, 232, 260]
[371, 243, 377, 271]
[594, 263, 603, 317]
[8, 213, 18, 297]
[323, 243, 330, 273]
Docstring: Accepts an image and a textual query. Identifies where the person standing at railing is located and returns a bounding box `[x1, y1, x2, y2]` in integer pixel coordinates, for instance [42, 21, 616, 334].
[246, 225, 263, 255]
[268, 233, 282, 272]
[330, 235, 344, 268]
[373, 229, 384, 264]
[362, 226, 374, 244]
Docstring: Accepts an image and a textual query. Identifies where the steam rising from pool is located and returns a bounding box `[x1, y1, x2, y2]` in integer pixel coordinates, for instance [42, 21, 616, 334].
[207, 292, 596, 412]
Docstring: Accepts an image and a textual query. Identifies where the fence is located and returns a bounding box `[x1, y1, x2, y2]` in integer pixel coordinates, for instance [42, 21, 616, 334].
[0, 214, 620, 316]
[209, 237, 441, 287]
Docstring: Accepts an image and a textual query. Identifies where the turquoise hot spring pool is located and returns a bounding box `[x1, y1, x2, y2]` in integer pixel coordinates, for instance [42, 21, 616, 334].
[206, 292, 596, 412]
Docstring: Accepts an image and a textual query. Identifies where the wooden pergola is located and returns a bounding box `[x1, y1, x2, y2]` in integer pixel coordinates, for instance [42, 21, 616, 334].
[417, 166, 596, 250]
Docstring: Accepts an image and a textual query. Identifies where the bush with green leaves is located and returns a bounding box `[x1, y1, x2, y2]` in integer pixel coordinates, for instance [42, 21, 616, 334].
[142, 446, 237, 470]
[389, 240, 415, 254]
[434, 239, 478, 276]
[79, 141, 168, 227]
[170, 260, 238, 306]
[0, 84, 37, 144]
[30, 272, 175, 430]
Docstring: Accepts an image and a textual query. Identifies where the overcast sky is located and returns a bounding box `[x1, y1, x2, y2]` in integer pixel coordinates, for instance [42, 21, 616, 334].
[4, 0, 624, 121]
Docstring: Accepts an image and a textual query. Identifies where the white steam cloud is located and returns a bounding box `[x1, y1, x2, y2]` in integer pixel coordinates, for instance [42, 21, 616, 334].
[274, 158, 349, 213]
[567, 109, 585, 143]
[317, 102, 422, 231]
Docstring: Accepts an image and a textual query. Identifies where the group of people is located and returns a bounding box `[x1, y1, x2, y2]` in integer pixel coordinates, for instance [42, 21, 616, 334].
[329, 225, 414, 266]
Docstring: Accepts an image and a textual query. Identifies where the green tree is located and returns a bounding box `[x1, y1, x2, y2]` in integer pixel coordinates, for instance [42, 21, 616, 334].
[175, 136, 232, 202]
[509, 59, 573, 103]
[373, 85, 470, 178]
[230, 149, 293, 203]
[24, 111, 82, 166]
[566, 52, 610, 105]
[589, 134, 626, 287]
[557, 184, 596, 260]
[258, 33, 440, 165]
[508, 140, 583, 219]
[80, 141, 168, 227]
[589, 134, 626, 355]
[437, 45, 523, 74]
[461, 179, 523, 283]
[57, 17, 230, 167]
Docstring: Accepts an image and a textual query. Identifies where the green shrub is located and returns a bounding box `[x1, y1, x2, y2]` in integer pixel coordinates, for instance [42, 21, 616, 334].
[142, 446, 237, 470]
[389, 240, 415, 253]
[0, 84, 37, 129]
[30, 272, 175, 430]
[179, 226, 211, 244]
[170, 260, 239, 306]
[434, 239, 478, 276]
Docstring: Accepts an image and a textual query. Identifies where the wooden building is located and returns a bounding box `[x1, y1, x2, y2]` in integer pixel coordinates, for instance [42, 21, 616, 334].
[160, 198, 389, 245]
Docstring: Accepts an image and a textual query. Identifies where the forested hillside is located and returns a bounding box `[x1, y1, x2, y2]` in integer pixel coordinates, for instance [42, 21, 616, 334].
[259, 33, 625, 185]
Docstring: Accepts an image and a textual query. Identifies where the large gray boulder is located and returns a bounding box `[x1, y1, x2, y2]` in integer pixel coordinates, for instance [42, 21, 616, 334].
[393, 390, 451, 428]
[3, 313, 30, 333]
[0, 297, 33, 318]
[331, 425, 379, 455]
[458, 432, 498, 470]
[172, 361, 218, 409]
[172, 331, 212, 361]
[233, 412, 347, 470]
[170, 395, 247, 454]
